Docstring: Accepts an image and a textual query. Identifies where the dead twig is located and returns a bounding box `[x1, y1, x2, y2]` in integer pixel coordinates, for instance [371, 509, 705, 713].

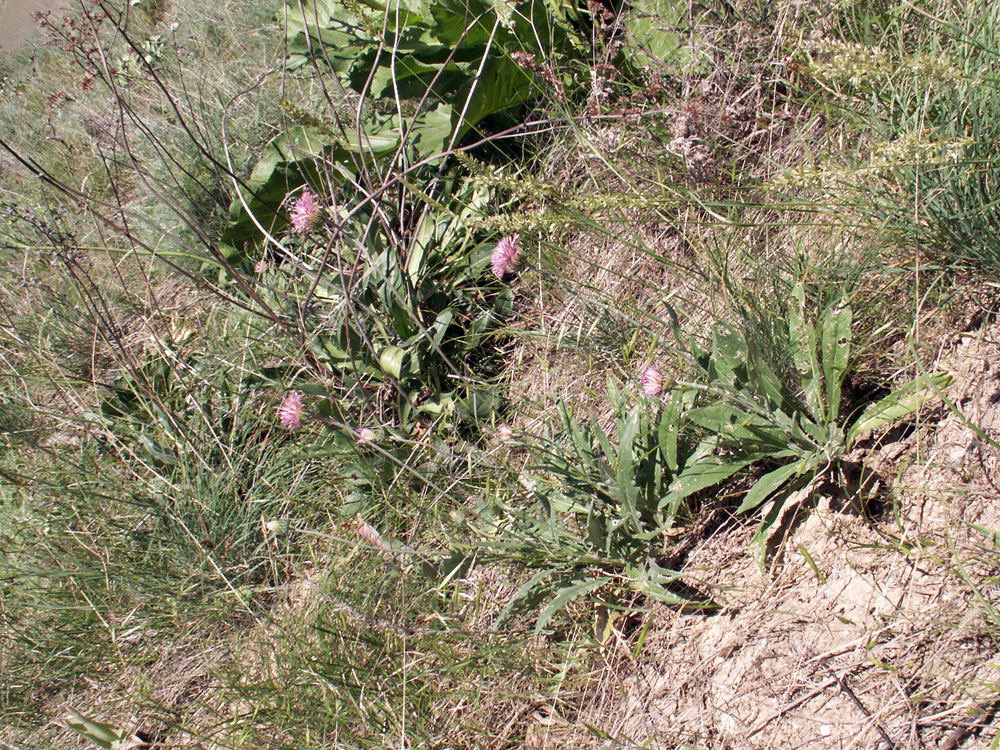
[828, 666, 898, 750]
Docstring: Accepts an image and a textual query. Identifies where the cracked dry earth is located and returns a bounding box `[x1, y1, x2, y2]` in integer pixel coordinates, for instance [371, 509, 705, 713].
[528, 323, 1000, 749]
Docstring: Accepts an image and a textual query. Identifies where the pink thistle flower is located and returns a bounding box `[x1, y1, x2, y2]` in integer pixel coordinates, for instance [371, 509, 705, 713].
[641, 364, 664, 398]
[356, 427, 376, 444]
[278, 390, 304, 430]
[491, 233, 521, 279]
[289, 188, 323, 235]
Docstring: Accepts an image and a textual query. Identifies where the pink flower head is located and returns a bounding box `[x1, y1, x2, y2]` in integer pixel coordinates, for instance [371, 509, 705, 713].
[278, 390, 304, 430]
[290, 188, 323, 234]
[491, 233, 521, 279]
[640, 364, 664, 398]
[496, 423, 514, 442]
[356, 427, 376, 444]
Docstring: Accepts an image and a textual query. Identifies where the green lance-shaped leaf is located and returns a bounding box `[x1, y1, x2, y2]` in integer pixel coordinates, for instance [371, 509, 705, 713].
[659, 456, 753, 517]
[967, 522, 1000, 549]
[788, 283, 823, 422]
[590, 417, 616, 479]
[632, 558, 710, 607]
[821, 302, 852, 424]
[615, 406, 642, 532]
[494, 568, 558, 630]
[736, 455, 819, 514]
[64, 709, 129, 750]
[749, 489, 796, 565]
[846, 372, 953, 447]
[708, 326, 747, 387]
[379, 345, 409, 379]
[535, 577, 608, 635]
[686, 404, 788, 451]
[657, 390, 684, 472]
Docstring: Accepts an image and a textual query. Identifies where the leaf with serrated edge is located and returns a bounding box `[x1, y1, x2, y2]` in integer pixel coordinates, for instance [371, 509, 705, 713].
[535, 578, 607, 635]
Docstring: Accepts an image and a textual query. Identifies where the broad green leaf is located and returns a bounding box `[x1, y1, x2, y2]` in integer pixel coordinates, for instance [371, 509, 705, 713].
[660, 457, 752, 516]
[686, 403, 751, 432]
[430, 308, 454, 346]
[736, 455, 818, 514]
[437, 549, 476, 584]
[590, 418, 616, 473]
[820, 302, 852, 424]
[138, 434, 177, 466]
[468, 285, 511, 348]
[625, 0, 708, 72]
[379, 345, 409, 379]
[607, 375, 623, 411]
[314, 331, 367, 372]
[247, 126, 324, 190]
[792, 413, 830, 448]
[663, 301, 686, 351]
[427, 0, 496, 46]
[586, 510, 608, 548]
[397, 389, 414, 432]
[334, 122, 401, 155]
[457, 387, 496, 422]
[219, 126, 329, 262]
[639, 407, 663, 506]
[535, 577, 607, 635]
[282, 0, 373, 70]
[406, 102, 455, 157]
[281, 0, 586, 164]
[846, 372, 953, 446]
[417, 393, 454, 416]
[708, 326, 747, 387]
[388, 298, 416, 340]
[453, 54, 537, 140]
[405, 215, 434, 281]
[657, 392, 683, 472]
[687, 404, 787, 449]
[370, 56, 444, 98]
[315, 397, 346, 423]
